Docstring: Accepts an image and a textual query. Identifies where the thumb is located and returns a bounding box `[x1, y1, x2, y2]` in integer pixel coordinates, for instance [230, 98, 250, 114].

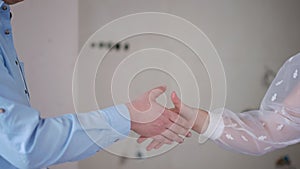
[169, 108, 179, 113]
[148, 85, 167, 101]
[171, 91, 195, 119]
[171, 91, 182, 110]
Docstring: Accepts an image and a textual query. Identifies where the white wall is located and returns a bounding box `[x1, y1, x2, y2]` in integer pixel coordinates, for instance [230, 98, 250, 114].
[8, 0, 300, 169]
[11, 0, 79, 169]
[78, 0, 300, 169]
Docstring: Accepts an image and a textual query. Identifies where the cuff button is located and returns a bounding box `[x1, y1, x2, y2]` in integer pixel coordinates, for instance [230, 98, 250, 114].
[4, 29, 10, 35]
[0, 108, 6, 113]
[2, 5, 7, 10]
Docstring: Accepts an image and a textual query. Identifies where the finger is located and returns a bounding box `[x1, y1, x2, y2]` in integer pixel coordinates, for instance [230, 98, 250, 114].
[171, 91, 181, 109]
[168, 122, 190, 136]
[138, 135, 172, 146]
[169, 113, 193, 130]
[171, 91, 190, 114]
[147, 134, 173, 151]
[169, 108, 179, 113]
[171, 92, 197, 120]
[152, 135, 173, 144]
[154, 142, 165, 150]
[187, 132, 192, 137]
[148, 86, 167, 101]
[137, 136, 148, 144]
[162, 129, 184, 143]
[146, 140, 161, 151]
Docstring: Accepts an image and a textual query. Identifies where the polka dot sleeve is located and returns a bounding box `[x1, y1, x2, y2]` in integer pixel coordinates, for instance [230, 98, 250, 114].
[212, 52, 300, 155]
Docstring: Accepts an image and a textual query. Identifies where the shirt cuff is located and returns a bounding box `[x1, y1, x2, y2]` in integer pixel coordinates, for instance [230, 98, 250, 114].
[76, 104, 131, 149]
[198, 109, 225, 143]
[100, 104, 131, 139]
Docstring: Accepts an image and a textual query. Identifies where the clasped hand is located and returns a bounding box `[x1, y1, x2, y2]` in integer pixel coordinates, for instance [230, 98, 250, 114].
[126, 86, 207, 151]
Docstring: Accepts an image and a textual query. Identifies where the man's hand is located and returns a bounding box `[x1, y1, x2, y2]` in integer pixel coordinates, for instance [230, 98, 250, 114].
[126, 86, 192, 150]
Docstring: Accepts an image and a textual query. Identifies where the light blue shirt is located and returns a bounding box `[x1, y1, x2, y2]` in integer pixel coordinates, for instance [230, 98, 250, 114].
[0, 1, 131, 168]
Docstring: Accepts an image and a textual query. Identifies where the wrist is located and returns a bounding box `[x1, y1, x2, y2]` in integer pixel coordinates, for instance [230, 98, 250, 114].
[125, 103, 135, 130]
[192, 109, 209, 134]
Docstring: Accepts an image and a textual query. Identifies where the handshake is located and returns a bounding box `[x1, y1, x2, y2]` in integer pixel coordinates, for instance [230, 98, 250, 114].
[125, 86, 209, 151]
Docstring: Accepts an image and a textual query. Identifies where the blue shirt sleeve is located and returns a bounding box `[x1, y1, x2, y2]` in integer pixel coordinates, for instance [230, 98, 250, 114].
[0, 52, 131, 168]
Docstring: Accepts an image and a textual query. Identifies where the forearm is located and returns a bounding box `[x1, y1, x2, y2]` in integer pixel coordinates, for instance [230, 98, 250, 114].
[212, 107, 300, 155]
[0, 97, 130, 168]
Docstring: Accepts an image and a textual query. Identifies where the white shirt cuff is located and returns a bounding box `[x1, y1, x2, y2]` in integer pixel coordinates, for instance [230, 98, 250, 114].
[76, 104, 131, 148]
[100, 104, 131, 138]
[198, 109, 225, 143]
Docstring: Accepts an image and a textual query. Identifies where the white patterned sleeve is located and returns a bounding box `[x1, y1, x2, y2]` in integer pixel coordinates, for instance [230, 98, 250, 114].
[204, 53, 300, 155]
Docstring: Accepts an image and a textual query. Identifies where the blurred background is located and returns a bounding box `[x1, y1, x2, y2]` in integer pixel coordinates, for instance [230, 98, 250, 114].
[11, 0, 300, 169]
